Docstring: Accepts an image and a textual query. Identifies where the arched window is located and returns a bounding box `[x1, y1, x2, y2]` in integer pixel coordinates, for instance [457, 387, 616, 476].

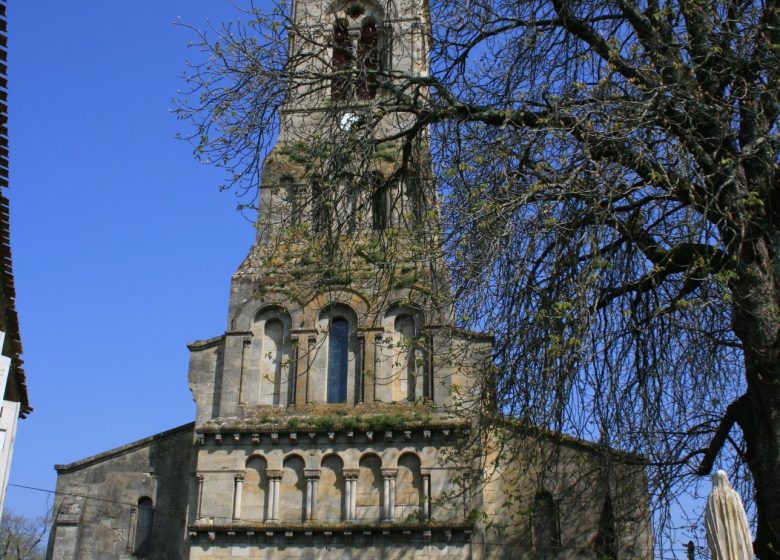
[262, 319, 284, 405]
[330, 5, 384, 102]
[133, 497, 154, 555]
[357, 18, 379, 99]
[327, 318, 350, 403]
[331, 18, 352, 100]
[251, 308, 294, 407]
[533, 491, 560, 552]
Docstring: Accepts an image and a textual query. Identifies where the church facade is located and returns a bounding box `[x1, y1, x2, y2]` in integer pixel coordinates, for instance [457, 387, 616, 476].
[46, 1, 652, 559]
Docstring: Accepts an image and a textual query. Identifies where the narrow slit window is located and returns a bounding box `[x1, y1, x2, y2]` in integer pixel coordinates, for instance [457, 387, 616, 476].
[133, 497, 154, 555]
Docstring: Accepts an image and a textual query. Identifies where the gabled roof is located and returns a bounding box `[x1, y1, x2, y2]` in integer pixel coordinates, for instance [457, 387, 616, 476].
[54, 422, 194, 474]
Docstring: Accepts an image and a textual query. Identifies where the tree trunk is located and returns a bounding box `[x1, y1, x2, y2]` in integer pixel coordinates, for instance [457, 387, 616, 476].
[731, 235, 780, 560]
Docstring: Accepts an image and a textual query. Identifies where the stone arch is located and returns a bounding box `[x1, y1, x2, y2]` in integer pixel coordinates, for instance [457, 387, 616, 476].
[306, 290, 369, 325]
[243, 455, 268, 523]
[231, 293, 304, 332]
[396, 452, 423, 518]
[251, 307, 294, 406]
[281, 454, 307, 522]
[319, 454, 345, 521]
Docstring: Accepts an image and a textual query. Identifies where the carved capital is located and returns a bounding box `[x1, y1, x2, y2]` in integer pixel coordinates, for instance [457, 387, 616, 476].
[343, 468, 360, 480]
[267, 469, 283, 480]
[381, 468, 398, 479]
[304, 469, 321, 480]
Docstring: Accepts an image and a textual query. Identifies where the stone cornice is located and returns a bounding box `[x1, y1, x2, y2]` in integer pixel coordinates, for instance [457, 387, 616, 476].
[194, 419, 468, 447]
[188, 520, 473, 543]
[196, 417, 468, 435]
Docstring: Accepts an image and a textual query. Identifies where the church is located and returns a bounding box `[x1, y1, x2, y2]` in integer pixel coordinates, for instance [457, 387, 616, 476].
[46, 1, 652, 559]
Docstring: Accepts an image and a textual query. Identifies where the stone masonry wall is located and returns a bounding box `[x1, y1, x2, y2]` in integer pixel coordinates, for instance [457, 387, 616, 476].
[46, 423, 194, 560]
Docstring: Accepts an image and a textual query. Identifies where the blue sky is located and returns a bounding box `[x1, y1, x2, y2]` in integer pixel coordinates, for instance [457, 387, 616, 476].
[8, 1, 257, 519]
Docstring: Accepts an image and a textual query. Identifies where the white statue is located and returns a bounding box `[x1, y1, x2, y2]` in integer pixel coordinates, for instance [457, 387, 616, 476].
[704, 470, 753, 560]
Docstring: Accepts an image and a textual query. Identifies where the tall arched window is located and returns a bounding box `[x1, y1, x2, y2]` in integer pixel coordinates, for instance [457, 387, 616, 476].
[330, 5, 384, 102]
[133, 497, 154, 555]
[533, 491, 560, 552]
[262, 319, 284, 405]
[331, 18, 352, 100]
[357, 18, 379, 99]
[251, 307, 294, 407]
[327, 318, 350, 403]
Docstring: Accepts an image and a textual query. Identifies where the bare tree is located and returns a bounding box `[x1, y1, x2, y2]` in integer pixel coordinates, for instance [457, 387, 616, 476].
[0, 511, 48, 560]
[177, 0, 780, 557]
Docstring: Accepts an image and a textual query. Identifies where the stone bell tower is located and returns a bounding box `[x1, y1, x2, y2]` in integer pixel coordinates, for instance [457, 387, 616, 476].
[45, 3, 654, 559]
[185, 0, 492, 557]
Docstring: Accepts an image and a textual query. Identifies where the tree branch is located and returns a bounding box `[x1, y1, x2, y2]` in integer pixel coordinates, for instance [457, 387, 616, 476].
[697, 394, 749, 475]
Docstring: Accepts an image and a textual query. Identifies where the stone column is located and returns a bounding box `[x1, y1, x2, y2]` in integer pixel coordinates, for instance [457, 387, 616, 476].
[343, 468, 360, 521]
[462, 470, 472, 518]
[305, 469, 320, 521]
[267, 470, 283, 522]
[371, 334, 383, 403]
[126, 506, 138, 552]
[362, 334, 376, 405]
[381, 468, 397, 522]
[356, 336, 365, 404]
[238, 338, 251, 406]
[288, 336, 299, 407]
[294, 335, 308, 408]
[233, 473, 245, 521]
[306, 337, 317, 404]
[421, 469, 431, 519]
[196, 474, 205, 520]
